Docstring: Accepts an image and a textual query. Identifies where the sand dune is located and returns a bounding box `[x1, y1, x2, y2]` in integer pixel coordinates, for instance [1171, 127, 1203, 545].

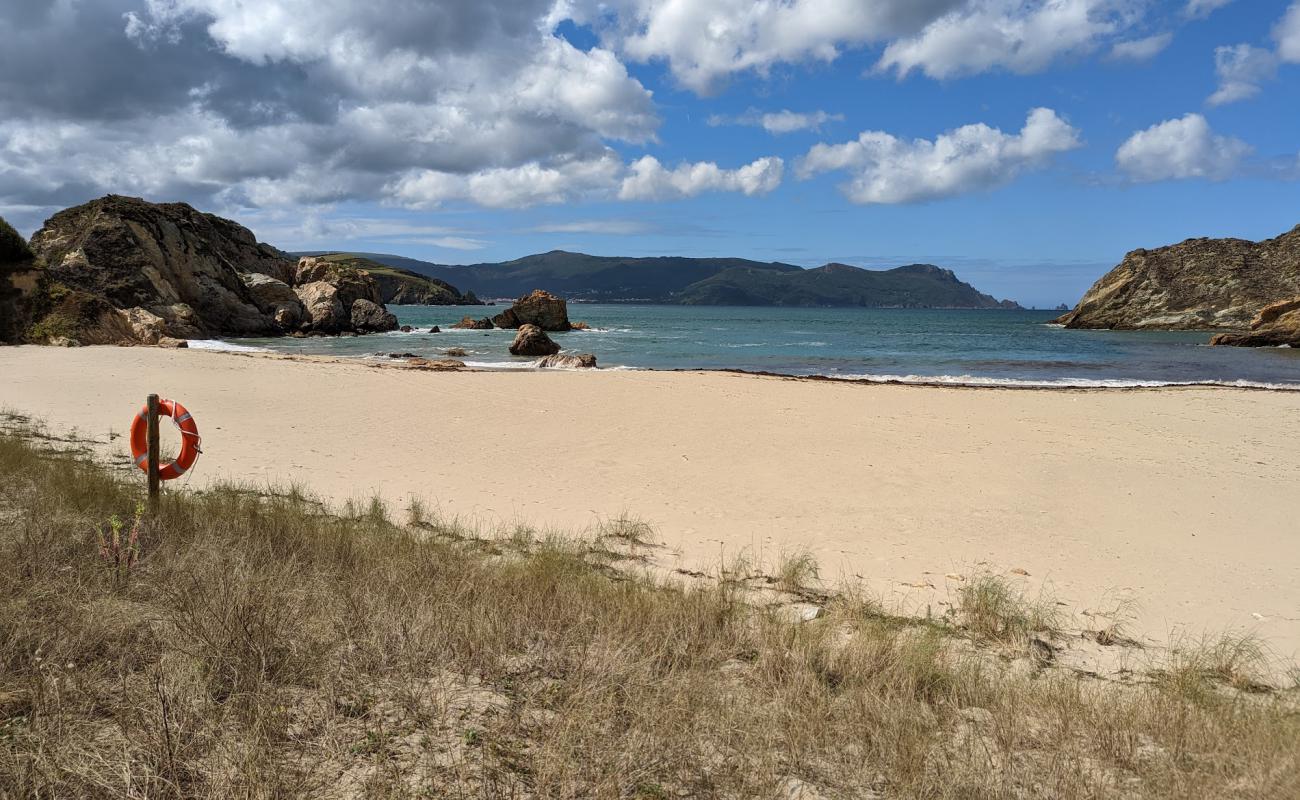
[3, 345, 1298, 660]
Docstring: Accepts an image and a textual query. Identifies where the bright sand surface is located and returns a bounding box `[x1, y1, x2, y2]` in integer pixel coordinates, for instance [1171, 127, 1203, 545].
[3, 345, 1299, 662]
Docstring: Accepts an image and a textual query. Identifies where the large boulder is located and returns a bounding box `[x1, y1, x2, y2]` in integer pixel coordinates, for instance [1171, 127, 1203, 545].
[1057, 224, 1300, 330]
[1210, 297, 1300, 347]
[295, 281, 347, 333]
[537, 353, 597, 368]
[509, 323, 561, 356]
[492, 289, 571, 331]
[28, 195, 292, 339]
[350, 299, 399, 332]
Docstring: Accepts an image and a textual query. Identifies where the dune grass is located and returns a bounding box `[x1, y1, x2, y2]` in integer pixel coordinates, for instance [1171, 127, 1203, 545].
[0, 422, 1297, 798]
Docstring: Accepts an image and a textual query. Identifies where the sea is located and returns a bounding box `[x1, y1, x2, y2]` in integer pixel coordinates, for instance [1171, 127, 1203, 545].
[200, 305, 1300, 389]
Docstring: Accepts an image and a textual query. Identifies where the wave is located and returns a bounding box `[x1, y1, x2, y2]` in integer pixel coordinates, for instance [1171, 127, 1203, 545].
[822, 373, 1300, 391]
[187, 339, 270, 352]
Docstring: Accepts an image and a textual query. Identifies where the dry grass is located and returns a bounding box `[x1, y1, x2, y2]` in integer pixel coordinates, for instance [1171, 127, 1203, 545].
[0, 422, 1297, 799]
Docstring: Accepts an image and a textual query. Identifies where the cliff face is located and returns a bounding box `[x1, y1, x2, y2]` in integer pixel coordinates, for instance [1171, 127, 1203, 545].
[23, 196, 399, 344]
[1057, 225, 1300, 330]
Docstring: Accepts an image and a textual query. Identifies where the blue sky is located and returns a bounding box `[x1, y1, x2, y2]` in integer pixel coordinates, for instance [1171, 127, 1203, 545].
[2, 0, 1298, 307]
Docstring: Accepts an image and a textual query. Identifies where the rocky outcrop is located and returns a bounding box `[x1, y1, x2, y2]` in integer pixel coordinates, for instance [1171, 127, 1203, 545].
[1057, 225, 1300, 330]
[537, 353, 597, 368]
[492, 289, 571, 331]
[1210, 297, 1300, 347]
[508, 324, 561, 356]
[453, 316, 494, 330]
[21, 196, 403, 344]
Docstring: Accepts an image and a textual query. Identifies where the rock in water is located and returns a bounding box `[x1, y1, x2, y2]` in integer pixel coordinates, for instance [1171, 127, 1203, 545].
[452, 316, 494, 330]
[508, 323, 561, 356]
[1210, 296, 1300, 347]
[492, 289, 571, 331]
[1057, 224, 1300, 330]
[350, 299, 399, 332]
[536, 353, 597, 368]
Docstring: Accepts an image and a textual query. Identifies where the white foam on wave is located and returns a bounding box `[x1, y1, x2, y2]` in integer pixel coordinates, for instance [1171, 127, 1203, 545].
[187, 339, 270, 353]
[825, 373, 1300, 391]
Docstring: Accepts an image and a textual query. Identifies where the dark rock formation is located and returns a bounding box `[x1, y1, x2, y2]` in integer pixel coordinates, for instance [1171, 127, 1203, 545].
[429, 325, 440, 333]
[452, 316, 494, 330]
[537, 353, 597, 368]
[492, 289, 571, 331]
[443, 347, 468, 357]
[1057, 225, 1300, 330]
[1210, 297, 1300, 347]
[0, 216, 43, 343]
[21, 196, 403, 344]
[508, 324, 561, 356]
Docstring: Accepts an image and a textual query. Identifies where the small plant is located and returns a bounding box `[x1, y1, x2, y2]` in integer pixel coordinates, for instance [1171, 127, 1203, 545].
[957, 574, 1059, 645]
[776, 548, 820, 593]
[96, 501, 143, 584]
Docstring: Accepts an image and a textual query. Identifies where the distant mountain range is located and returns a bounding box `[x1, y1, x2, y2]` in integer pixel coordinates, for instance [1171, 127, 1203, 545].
[300, 250, 1021, 309]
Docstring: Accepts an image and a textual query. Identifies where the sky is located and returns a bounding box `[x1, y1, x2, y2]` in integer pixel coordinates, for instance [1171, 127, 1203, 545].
[1, 1, 1298, 307]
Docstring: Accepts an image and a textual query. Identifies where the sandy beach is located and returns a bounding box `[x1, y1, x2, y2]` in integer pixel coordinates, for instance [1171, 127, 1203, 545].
[3, 345, 1298, 660]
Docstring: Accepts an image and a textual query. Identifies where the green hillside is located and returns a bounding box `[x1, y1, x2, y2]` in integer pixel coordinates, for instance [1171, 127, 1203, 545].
[679, 263, 1019, 308]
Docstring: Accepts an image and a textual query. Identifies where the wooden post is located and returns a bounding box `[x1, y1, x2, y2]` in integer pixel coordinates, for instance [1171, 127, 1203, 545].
[147, 394, 160, 512]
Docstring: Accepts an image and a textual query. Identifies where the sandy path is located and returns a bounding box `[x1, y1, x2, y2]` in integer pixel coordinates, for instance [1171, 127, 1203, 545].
[3, 346, 1298, 660]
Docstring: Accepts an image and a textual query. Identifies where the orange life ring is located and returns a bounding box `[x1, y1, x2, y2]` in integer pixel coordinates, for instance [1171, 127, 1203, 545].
[129, 399, 201, 481]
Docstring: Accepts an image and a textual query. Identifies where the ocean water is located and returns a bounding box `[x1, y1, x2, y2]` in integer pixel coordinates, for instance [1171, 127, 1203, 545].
[224, 305, 1300, 389]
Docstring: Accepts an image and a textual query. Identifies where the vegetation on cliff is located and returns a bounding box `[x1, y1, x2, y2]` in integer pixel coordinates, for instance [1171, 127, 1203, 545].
[308, 253, 478, 305]
[0, 216, 33, 264]
[1, 417, 1296, 798]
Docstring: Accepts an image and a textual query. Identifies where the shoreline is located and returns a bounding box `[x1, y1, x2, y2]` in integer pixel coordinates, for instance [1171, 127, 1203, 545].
[4, 344, 1300, 665]
[195, 338, 1300, 393]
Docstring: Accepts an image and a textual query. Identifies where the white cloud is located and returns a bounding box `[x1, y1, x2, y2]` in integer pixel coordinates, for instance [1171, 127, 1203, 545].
[1115, 113, 1251, 181]
[566, 0, 966, 92]
[1277, 2, 1300, 62]
[876, 0, 1140, 80]
[618, 156, 785, 201]
[0, 0, 667, 216]
[390, 152, 626, 209]
[390, 152, 785, 208]
[1207, 44, 1278, 106]
[708, 109, 844, 134]
[530, 220, 653, 234]
[796, 108, 1081, 204]
[573, 1, 1151, 90]
[1184, 0, 1235, 19]
[411, 237, 490, 250]
[1106, 33, 1172, 62]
